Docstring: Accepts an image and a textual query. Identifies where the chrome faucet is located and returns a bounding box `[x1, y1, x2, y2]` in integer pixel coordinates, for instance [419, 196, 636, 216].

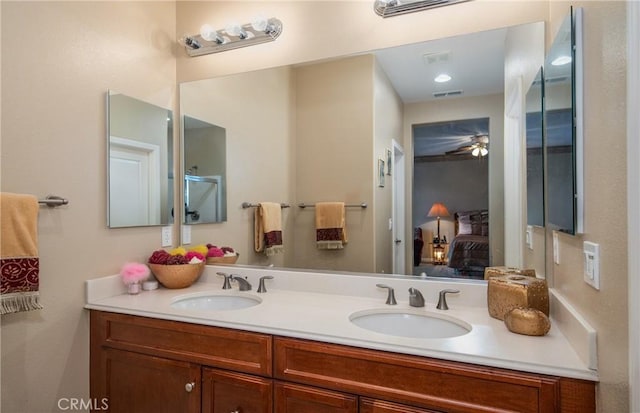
[216, 272, 233, 289]
[257, 276, 274, 293]
[231, 275, 252, 291]
[376, 284, 397, 305]
[408, 288, 425, 307]
[436, 289, 460, 310]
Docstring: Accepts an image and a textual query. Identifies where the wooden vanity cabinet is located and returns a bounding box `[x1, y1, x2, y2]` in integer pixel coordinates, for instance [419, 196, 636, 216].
[90, 311, 595, 413]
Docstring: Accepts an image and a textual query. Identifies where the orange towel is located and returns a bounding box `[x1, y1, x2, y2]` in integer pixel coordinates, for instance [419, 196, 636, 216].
[1, 193, 43, 314]
[315, 202, 347, 249]
[254, 202, 284, 256]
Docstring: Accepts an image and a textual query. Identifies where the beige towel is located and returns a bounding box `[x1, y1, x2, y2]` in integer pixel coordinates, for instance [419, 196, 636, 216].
[254, 202, 283, 256]
[1, 193, 43, 314]
[315, 202, 347, 249]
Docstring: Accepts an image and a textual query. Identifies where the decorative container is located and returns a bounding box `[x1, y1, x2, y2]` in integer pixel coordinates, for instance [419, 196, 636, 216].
[484, 266, 536, 280]
[127, 282, 141, 295]
[504, 307, 551, 336]
[206, 253, 239, 265]
[148, 262, 205, 289]
[487, 275, 549, 320]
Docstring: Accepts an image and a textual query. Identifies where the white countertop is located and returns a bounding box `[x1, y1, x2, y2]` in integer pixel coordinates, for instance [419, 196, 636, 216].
[85, 265, 598, 382]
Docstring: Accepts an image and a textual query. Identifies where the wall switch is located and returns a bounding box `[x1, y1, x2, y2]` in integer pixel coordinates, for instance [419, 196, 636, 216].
[161, 226, 172, 247]
[583, 241, 600, 290]
[182, 225, 191, 245]
[553, 231, 560, 264]
[388, 218, 393, 230]
[526, 225, 533, 250]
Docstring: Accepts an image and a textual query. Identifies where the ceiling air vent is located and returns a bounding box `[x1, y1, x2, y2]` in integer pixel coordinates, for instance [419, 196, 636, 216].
[423, 51, 451, 66]
[433, 90, 463, 98]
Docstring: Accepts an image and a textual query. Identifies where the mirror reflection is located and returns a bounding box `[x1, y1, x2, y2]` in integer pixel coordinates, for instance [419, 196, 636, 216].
[182, 116, 227, 224]
[107, 91, 173, 228]
[526, 67, 545, 228]
[179, 22, 543, 279]
[544, 13, 576, 234]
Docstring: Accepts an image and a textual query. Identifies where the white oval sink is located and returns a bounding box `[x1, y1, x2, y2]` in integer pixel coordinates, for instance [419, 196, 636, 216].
[350, 310, 471, 339]
[171, 294, 261, 311]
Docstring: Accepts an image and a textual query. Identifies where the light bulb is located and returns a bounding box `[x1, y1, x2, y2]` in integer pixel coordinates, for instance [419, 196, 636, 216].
[200, 24, 223, 44]
[434, 74, 452, 83]
[480, 147, 489, 156]
[225, 22, 248, 39]
[472, 147, 480, 157]
[251, 15, 269, 32]
[551, 55, 572, 66]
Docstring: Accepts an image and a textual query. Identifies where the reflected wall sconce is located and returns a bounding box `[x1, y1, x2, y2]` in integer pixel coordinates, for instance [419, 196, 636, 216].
[374, 0, 470, 18]
[180, 16, 283, 57]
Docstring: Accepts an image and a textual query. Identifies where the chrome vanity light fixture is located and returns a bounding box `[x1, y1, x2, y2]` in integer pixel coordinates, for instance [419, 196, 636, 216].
[180, 15, 283, 57]
[374, 0, 470, 18]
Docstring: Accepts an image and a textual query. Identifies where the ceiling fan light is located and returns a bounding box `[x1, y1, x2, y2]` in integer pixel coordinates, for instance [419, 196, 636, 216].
[480, 147, 488, 156]
[471, 147, 480, 157]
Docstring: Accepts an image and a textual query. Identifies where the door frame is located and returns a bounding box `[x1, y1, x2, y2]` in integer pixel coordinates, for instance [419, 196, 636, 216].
[392, 139, 406, 275]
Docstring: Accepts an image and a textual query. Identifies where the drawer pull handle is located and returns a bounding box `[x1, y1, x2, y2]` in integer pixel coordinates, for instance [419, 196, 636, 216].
[185, 382, 196, 392]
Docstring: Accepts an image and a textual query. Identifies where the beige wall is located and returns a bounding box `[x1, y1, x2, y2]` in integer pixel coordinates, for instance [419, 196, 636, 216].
[545, 2, 629, 412]
[1, 2, 176, 412]
[0, 2, 630, 413]
[404, 93, 505, 266]
[373, 60, 403, 274]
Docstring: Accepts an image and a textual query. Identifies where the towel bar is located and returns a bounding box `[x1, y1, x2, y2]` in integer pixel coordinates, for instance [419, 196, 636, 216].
[298, 202, 367, 209]
[38, 195, 69, 207]
[241, 202, 290, 209]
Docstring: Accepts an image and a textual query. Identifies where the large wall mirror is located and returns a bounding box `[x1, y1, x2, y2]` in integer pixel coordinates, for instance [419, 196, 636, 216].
[107, 91, 173, 228]
[526, 67, 545, 228]
[179, 22, 544, 280]
[181, 115, 227, 224]
[544, 8, 584, 235]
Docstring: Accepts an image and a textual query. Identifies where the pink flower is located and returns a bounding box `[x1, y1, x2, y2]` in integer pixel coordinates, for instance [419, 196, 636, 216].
[185, 251, 205, 262]
[207, 247, 224, 257]
[120, 262, 150, 285]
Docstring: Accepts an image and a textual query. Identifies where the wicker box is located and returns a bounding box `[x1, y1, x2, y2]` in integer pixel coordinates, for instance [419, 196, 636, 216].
[484, 266, 536, 280]
[487, 275, 549, 320]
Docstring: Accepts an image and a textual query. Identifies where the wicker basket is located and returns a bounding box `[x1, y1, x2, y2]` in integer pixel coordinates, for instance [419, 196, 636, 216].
[148, 262, 205, 289]
[206, 253, 239, 265]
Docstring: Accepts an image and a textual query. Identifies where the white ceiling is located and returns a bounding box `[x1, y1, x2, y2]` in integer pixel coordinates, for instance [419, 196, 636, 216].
[371, 27, 507, 157]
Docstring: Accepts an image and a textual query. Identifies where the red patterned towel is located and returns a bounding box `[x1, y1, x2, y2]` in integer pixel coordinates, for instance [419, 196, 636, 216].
[254, 202, 284, 256]
[315, 202, 348, 249]
[1, 193, 42, 314]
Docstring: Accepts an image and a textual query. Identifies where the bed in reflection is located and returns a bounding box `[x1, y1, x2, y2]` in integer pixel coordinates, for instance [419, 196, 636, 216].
[448, 210, 490, 277]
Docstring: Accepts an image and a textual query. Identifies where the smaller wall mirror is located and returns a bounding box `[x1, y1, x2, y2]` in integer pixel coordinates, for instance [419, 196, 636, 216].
[525, 67, 544, 227]
[182, 115, 227, 224]
[107, 91, 173, 228]
[544, 7, 583, 235]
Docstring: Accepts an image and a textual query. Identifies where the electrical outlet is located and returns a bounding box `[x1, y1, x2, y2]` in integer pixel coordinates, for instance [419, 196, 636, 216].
[182, 225, 191, 245]
[583, 241, 600, 290]
[553, 231, 560, 264]
[161, 226, 172, 247]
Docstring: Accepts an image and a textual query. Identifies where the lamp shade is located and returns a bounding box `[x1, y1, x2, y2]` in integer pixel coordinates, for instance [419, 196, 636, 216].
[428, 202, 450, 218]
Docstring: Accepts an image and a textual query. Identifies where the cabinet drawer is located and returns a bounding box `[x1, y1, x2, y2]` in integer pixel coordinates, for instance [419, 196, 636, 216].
[274, 381, 358, 413]
[202, 368, 273, 413]
[360, 398, 442, 413]
[274, 337, 559, 413]
[91, 310, 272, 376]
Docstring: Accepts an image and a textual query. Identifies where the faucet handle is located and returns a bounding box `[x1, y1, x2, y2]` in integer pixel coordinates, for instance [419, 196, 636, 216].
[216, 272, 233, 290]
[376, 284, 397, 305]
[257, 276, 274, 293]
[436, 289, 460, 310]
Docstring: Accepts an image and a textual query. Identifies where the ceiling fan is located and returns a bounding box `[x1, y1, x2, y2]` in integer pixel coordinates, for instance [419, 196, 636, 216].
[445, 134, 489, 157]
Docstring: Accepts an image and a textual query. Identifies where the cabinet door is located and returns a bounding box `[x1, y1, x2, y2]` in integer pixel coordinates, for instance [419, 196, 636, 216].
[360, 398, 441, 413]
[102, 348, 201, 413]
[274, 381, 357, 413]
[202, 368, 273, 413]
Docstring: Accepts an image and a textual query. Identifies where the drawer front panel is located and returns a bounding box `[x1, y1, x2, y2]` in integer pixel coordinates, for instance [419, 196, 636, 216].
[92, 311, 272, 376]
[274, 337, 559, 413]
[360, 397, 442, 413]
[274, 381, 358, 413]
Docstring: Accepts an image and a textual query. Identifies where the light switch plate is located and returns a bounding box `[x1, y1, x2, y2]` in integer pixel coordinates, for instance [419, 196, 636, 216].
[161, 226, 172, 247]
[553, 232, 560, 264]
[526, 225, 533, 250]
[182, 225, 191, 245]
[583, 241, 600, 290]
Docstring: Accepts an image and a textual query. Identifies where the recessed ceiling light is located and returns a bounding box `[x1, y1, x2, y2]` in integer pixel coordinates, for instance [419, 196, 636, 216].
[434, 74, 452, 83]
[551, 55, 572, 66]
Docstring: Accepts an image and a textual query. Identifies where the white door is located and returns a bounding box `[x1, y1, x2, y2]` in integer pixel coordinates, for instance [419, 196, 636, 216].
[392, 140, 406, 275]
[109, 136, 161, 227]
